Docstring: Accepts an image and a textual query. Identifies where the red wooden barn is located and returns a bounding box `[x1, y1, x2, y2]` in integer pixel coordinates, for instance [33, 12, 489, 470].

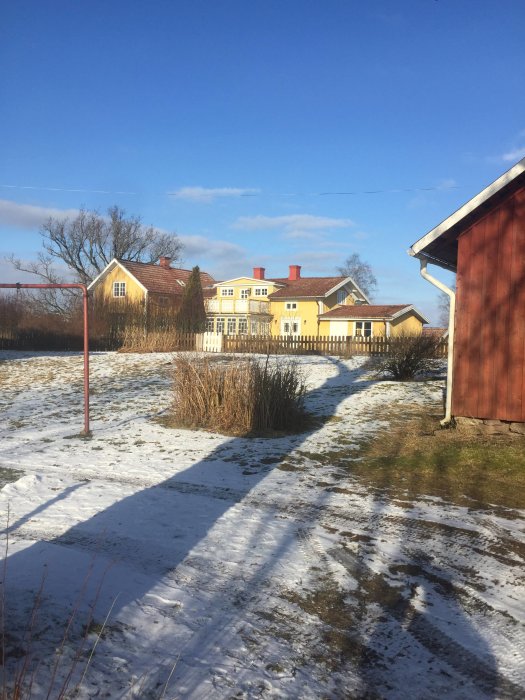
[409, 157, 525, 427]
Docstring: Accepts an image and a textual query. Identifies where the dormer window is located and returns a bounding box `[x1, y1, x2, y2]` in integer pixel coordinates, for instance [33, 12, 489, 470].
[113, 282, 126, 298]
[337, 288, 348, 304]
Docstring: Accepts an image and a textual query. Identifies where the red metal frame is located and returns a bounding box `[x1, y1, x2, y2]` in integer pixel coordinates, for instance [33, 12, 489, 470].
[0, 283, 91, 436]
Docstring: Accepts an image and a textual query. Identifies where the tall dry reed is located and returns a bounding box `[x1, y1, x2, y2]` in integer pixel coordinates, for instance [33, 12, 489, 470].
[170, 355, 308, 435]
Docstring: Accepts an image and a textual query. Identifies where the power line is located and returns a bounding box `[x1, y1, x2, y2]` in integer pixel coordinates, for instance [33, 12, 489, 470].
[0, 183, 461, 198]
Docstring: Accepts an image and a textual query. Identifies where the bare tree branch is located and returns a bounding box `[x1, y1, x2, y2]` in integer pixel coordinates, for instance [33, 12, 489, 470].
[4, 207, 183, 314]
[337, 253, 378, 299]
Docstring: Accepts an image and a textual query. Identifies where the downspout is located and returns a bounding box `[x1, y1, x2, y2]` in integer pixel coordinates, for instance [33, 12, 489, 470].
[418, 258, 455, 426]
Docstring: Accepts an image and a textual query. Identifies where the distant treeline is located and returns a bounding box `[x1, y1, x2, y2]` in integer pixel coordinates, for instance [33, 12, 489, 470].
[0, 295, 182, 351]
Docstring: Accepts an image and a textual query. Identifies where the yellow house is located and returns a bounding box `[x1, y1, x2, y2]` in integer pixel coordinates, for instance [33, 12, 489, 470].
[267, 265, 369, 336]
[205, 267, 278, 335]
[205, 265, 370, 336]
[318, 304, 429, 337]
[87, 257, 216, 312]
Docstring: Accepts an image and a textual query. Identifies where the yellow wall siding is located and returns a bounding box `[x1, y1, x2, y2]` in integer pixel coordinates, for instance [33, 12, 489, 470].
[318, 319, 386, 337]
[269, 299, 321, 336]
[318, 315, 423, 337]
[93, 265, 145, 303]
[324, 290, 344, 311]
[318, 319, 351, 337]
[390, 315, 423, 336]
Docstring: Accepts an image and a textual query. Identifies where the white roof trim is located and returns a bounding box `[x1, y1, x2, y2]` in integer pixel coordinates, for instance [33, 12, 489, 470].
[390, 304, 429, 324]
[213, 277, 284, 288]
[319, 304, 429, 324]
[87, 258, 148, 294]
[409, 156, 525, 258]
[325, 277, 370, 303]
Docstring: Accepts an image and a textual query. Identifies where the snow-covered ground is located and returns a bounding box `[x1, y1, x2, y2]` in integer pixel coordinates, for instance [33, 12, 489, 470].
[0, 351, 524, 699]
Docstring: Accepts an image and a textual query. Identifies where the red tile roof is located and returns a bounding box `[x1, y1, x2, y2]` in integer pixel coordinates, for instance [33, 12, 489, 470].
[422, 326, 448, 338]
[319, 304, 411, 320]
[268, 276, 347, 299]
[118, 260, 215, 295]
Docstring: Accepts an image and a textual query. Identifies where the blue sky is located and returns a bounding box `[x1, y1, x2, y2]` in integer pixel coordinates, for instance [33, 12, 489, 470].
[1, 0, 524, 323]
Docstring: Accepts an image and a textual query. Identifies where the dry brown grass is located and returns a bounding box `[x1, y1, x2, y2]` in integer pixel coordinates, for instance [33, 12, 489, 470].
[119, 328, 196, 353]
[346, 407, 525, 509]
[167, 354, 309, 436]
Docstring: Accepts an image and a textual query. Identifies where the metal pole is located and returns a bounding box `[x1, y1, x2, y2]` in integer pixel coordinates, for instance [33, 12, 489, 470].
[0, 282, 91, 436]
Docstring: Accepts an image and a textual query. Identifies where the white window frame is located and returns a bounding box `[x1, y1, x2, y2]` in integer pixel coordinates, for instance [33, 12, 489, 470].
[238, 318, 248, 335]
[206, 318, 214, 332]
[281, 318, 300, 336]
[216, 317, 225, 334]
[337, 288, 348, 304]
[285, 301, 298, 310]
[250, 320, 258, 335]
[113, 281, 126, 298]
[254, 287, 268, 297]
[240, 289, 251, 299]
[355, 321, 372, 337]
[221, 287, 234, 297]
[227, 317, 237, 335]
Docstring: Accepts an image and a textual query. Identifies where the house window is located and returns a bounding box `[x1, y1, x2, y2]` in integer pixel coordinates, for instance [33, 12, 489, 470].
[216, 318, 225, 334]
[285, 301, 298, 310]
[227, 318, 237, 335]
[355, 321, 372, 337]
[238, 318, 248, 335]
[240, 289, 251, 299]
[113, 282, 126, 297]
[158, 296, 169, 307]
[254, 287, 268, 296]
[206, 318, 214, 332]
[337, 289, 348, 304]
[221, 288, 234, 297]
[250, 320, 258, 335]
[282, 319, 300, 336]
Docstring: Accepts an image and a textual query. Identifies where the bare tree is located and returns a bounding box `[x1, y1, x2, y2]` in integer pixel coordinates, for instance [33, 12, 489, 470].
[7, 206, 183, 314]
[437, 281, 456, 326]
[337, 253, 377, 299]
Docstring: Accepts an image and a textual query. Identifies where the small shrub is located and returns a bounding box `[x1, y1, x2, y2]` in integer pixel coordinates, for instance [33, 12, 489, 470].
[374, 334, 441, 381]
[169, 355, 308, 435]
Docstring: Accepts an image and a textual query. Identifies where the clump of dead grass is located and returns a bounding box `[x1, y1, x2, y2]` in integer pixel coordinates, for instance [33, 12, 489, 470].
[168, 354, 309, 436]
[119, 328, 195, 353]
[350, 408, 525, 509]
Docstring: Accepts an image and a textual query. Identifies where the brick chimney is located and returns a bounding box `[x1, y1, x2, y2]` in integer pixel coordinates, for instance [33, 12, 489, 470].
[288, 264, 301, 281]
[253, 266, 266, 280]
[159, 256, 172, 269]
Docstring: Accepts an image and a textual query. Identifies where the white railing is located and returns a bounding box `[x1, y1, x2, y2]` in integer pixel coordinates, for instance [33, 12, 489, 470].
[205, 299, 270, 314]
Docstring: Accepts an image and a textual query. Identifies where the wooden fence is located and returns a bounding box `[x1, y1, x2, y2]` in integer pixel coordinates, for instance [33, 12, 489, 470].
[0, 329, 448, 358]
[222, 334, 448, 358]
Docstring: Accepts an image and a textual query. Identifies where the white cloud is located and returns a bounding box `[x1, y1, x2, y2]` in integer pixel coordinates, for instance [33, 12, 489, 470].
[179, 234, 246, 260]
[502, 147, 525, 163]
[436, 178, 458, 190]
[232, 214, 354, 240]
[0, 200, 79, 229]
[168, 186, 260, 203]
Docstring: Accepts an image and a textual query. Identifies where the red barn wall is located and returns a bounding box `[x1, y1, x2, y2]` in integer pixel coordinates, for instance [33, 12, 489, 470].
[453, 186, 525, 422]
